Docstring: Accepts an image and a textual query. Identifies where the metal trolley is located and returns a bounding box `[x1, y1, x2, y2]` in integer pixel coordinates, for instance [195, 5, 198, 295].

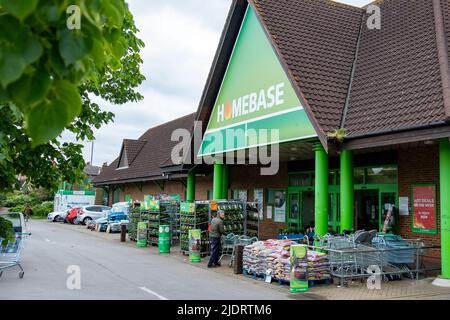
[0, 212, 31, 279]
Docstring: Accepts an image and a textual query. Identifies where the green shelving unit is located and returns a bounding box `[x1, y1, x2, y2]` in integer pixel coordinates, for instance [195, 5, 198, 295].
[180, 201, 209, 256]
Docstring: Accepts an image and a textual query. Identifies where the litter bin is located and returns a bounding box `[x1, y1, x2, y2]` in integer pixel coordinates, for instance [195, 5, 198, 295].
[158, 225, 171, 253]
[234, 244, 244, 274]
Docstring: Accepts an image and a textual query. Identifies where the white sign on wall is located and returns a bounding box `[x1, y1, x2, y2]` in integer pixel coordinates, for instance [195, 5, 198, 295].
[399, 197, 409, 216]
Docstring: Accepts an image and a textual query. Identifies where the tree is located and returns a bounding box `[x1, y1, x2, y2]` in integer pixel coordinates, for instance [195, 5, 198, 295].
[0, 1, 145, 237]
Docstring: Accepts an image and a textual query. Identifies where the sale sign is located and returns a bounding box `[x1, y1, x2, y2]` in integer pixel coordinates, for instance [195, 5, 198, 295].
[412, 185, 437, 234]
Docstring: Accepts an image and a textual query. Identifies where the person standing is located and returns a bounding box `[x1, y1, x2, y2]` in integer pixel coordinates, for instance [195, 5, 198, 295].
[208, 210, 225, 268]
[23, 204, 33, 222]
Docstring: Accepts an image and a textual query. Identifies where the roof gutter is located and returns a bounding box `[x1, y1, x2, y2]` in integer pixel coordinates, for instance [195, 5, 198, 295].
[344, 121, 448, 140]
[432, 0, 450, 119]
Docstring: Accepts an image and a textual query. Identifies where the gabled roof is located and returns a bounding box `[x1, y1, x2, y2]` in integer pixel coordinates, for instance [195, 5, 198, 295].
[118, 139, 147, 167]
[251, 0, 362, 141]
[93, 113, 196, 185]
[195, 0, 450, 151]
[344, 0, 449, 137]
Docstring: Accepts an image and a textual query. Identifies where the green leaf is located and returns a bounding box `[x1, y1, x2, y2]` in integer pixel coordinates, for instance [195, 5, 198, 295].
[10, 69, 51, 112]
[26, 80, 82, 146]
[59, 29, 93, 66]
[0, 16, 43, 87]
[0, 0, 39, 20]
[102, 0, 125, 27]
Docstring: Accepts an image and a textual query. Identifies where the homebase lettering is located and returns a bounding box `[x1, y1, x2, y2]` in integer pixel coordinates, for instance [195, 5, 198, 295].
[177, 304, 272, 318]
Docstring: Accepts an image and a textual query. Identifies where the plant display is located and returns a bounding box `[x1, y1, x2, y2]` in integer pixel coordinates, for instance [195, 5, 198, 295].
[146, 201, 179, 246]
[245, 203, 260, 238]
[215, 202, 245, 236]
[179, 202, 209, 253]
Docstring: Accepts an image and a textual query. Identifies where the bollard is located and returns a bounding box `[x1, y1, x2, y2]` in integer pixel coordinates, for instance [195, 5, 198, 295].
[234, 244, 244, 274]
[120, 221, 127, 242]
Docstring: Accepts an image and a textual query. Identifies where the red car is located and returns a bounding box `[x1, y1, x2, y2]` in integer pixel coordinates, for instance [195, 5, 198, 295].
[65, 206, 81, 224]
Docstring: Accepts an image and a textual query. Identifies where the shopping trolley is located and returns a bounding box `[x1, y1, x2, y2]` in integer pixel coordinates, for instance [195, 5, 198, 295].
[0, 212, 31, 279]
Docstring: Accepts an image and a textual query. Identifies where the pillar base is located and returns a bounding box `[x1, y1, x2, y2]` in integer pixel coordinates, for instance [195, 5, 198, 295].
[432, 276, 450, 287]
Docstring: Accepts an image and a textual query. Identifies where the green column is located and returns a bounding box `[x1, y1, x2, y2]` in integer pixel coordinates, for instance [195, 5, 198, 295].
[340, 150, 354, 233]
[187, 169, 196, 202]
[222, 165, 229, 200]
[314, 143, 329, 236]
[440, 139, 450, 279]
[213, 162, 223, 200]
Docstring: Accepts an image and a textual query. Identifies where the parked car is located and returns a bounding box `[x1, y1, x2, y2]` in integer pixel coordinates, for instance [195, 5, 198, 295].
[66, 206, 81, 224]
[78, 205, 111, 225]
[47, 210, 66, 222]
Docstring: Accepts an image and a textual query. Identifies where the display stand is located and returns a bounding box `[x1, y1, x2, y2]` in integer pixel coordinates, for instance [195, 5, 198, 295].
[180, 201, 209, 256]
[211, 200, 245, 236]
[245, 202, 260, 238]
[147, 200, 178, 246]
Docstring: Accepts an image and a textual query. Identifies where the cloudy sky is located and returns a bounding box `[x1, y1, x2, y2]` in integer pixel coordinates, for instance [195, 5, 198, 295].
[70, 0, 370, 166]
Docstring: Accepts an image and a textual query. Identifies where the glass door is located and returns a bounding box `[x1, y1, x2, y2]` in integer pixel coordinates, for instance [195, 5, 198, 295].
[287, 191, 300, 229]
[380, 191, 397, 233]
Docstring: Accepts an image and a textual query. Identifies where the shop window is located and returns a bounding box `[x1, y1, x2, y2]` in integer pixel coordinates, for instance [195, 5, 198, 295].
[233, 189, 248, 201]
[207, 190, 213, 200]
[289, 172, 311, 186]
[354, 168, 365, 184]
[366, 166, 397, 184]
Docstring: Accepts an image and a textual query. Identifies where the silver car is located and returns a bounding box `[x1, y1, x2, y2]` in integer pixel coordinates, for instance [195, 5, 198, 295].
[77, 205, 111, 225]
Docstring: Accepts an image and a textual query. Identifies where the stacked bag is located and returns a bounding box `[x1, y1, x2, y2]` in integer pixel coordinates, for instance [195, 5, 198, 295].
[305, 251, 330, 281]
[243, 240, 331, 283]
[243, 239, 295, 281]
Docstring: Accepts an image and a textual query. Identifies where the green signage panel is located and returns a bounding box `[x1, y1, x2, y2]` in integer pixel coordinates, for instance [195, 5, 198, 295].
[199, 6, 316, 156]
[290, 244, 309, 293]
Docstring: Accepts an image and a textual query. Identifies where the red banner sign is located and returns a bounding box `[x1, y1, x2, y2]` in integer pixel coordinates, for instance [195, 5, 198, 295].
[412, 185, 437, 234]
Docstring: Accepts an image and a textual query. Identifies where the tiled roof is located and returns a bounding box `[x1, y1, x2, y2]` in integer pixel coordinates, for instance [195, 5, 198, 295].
[442, 0, 450, 58]
[250, 0, 363, 135]
[122, 139, 147, 166]
[93, 113, 195, 185]
[344, 0, 447, 136]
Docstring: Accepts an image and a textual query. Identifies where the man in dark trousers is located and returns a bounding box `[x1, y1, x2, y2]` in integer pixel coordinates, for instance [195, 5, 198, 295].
[208, 210, 225, 268]
[23, 204, 33, 222]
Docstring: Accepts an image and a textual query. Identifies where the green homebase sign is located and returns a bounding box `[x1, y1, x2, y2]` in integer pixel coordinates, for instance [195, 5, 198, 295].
[290, 245, 309, 293]
[198, 5, 316, 157]
[189, 229, 202, 263]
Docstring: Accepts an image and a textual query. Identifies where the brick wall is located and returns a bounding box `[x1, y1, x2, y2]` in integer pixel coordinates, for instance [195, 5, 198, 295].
[120, 180, 187, 202]
[398, 145, 441, 252]
[230, 163, 289, 239]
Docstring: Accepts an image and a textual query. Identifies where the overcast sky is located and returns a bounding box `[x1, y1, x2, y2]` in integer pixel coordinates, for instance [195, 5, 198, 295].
[68, 0, 370, 166]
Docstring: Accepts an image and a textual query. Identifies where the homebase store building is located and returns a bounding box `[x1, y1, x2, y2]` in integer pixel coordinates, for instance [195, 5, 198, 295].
[178, 0, 450, 282]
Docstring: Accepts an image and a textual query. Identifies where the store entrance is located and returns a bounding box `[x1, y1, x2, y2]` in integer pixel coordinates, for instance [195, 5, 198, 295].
[287, 189, 315, 230]
[301, 191, 315, 229]
[355, 189, 379, 231]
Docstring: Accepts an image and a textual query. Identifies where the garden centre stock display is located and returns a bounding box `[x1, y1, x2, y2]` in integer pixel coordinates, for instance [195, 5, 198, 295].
[245, 202, 260, 238]
[146, 200, 179, 246]
[243, 239, 330, 285]
[180, 201, 209, 255]
[211, 201, 245, 236]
